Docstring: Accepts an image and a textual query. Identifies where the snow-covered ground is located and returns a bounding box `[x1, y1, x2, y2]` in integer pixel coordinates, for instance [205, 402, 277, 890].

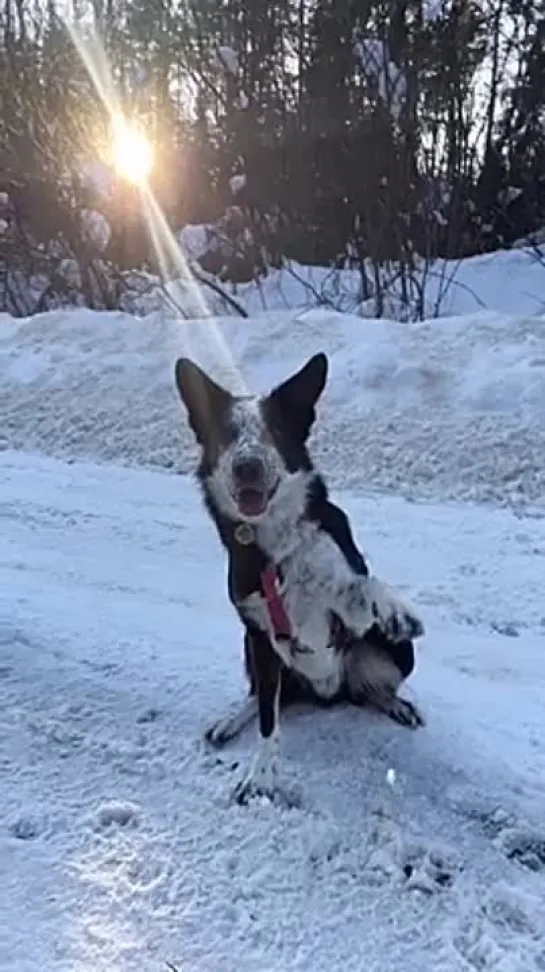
[2, 303, 545, 509]
[1, 449, 545, 972]
[2, 255, 545, 970]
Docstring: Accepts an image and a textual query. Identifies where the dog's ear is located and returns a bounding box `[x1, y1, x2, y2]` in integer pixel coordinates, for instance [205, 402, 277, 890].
[174, 357, 233, 445]
[268, 352, 328, 442]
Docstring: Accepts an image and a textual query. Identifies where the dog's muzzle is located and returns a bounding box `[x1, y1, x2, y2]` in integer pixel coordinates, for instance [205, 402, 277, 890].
[232, 456, 271, 518]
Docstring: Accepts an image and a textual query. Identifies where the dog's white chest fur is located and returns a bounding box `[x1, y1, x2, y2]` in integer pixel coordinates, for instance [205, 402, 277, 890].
[281, 527, 347, 696]
[242, 585, 342, 701]
[237, 472, 422, 704]
[242, 514, 350, 699]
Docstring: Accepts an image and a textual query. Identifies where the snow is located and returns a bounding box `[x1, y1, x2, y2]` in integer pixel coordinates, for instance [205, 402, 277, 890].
[354, 36, 406, 119]
[216, 45, 239, 77]
[80, 159, 116, 200]
[174, 235, 545, 321]
[423, 0, 452, 21]
[229, 173, 247, 195]
[178, 222, 210, 261]
[80, 208, 111, 252]
[2, 303, 545, 509]
[2, 250, 545, 969]
[237, 248, 545, 320]
[1, 448, 545, 972]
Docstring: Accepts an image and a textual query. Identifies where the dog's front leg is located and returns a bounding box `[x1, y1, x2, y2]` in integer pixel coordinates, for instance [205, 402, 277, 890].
[337, 575, 425, 644]
[234, 627, 283, 805]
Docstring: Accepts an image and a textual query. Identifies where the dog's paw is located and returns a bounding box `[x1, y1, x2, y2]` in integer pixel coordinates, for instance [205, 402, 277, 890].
[205, 712, 245, 747]
[233, 773, 298, 808]
[205, 698, 258, 748]
[367, 690, 425, 729]
[234, 771, 278, 806]
[206, 718, 235, 748]
[368, 577, 425, 643]
[233, 758, 280, 805]
[232, 737, 291, 807]
[386, 695, 425, 729]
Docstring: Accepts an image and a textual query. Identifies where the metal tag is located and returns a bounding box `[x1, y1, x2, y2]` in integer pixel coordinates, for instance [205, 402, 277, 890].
[234, 523, 255, 546]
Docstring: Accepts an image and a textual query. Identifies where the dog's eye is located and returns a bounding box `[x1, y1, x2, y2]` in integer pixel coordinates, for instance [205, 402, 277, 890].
[265, 418, 283, 444]
[222, 418, 239, 443]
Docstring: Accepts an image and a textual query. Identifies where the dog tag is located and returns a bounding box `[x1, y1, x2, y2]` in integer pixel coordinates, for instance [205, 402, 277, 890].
[234, 523, 255, 546]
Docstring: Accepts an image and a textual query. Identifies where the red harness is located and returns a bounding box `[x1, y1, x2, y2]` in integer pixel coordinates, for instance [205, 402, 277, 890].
[234, 523, 293, 640]
[261, 564, 293, 639]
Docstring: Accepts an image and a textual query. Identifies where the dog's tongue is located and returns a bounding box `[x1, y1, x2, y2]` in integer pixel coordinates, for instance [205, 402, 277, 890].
[237, 488, 266, 517]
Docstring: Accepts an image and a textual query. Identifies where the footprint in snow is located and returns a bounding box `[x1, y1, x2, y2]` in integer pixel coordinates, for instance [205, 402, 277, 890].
[496, 826, 545, 873]
[485, 881, 544, 937]
[453, 881, 545, 971]
[479, 809, 545, 874]
[490, 620, 520, 638]
[92, 799, 140, 831]
[8, 814, 41, 840]
[401, 838, 462, 893]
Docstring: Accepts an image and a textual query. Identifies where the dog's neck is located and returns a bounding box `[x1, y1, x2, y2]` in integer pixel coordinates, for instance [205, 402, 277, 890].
[203, 468, 321, 564]
[231, 509, 303, 565]
[221, 470, 311, 564]
[254, 470, 315, 563]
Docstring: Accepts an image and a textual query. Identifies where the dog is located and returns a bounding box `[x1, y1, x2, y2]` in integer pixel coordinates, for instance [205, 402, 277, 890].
[174, 351, 425, 805]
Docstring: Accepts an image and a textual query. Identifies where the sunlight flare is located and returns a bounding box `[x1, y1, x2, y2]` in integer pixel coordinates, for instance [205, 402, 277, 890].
[110, 118, 154, 186]
[59, 15, 246, 389]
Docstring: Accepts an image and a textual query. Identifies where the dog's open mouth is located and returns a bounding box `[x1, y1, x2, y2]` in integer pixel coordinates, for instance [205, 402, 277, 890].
[235, 486, 269, 518]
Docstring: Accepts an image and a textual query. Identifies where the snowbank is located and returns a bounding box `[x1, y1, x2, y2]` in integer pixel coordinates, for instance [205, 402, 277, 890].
[237, 248, 545, 319]
[177, 235, 545, 320]
[2, 304, 545, 509]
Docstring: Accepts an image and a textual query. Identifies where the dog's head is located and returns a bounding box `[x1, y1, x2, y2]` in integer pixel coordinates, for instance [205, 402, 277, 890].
[174, 352, 328, 522]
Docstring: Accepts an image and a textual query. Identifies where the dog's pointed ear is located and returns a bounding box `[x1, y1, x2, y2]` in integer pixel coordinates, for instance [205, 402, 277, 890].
[268, 352, 328, 442]
[174, 357, 233, 445]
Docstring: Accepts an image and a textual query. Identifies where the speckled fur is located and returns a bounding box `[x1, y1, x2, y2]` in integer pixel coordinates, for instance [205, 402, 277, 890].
[174, 353, 425, 804]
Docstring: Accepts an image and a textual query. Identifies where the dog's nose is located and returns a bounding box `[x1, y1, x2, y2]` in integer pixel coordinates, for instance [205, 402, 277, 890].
[233, 456, 265, 485]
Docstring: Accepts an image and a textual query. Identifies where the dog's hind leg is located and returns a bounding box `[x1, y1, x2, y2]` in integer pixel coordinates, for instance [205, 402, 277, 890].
[345, 636, 425, 729]
[205, 694, 259, 747]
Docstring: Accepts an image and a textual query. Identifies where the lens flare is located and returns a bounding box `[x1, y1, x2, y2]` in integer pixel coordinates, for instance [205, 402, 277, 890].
[60, 15, 246, 390]
[111, 118, 153, 185]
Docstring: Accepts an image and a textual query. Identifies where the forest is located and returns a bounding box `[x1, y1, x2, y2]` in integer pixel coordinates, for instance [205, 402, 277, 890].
[2, 0, 545, 315]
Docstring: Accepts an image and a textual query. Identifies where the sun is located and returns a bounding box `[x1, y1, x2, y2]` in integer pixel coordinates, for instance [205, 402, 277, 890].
[110, 117, 154, 185]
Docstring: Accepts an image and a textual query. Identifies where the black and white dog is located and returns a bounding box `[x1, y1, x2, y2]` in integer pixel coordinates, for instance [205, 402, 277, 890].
[174, 352, 425, 804]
